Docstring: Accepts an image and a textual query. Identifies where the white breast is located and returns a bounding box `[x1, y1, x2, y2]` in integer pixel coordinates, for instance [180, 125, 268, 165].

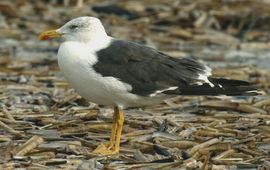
[57, 41, 152, 107]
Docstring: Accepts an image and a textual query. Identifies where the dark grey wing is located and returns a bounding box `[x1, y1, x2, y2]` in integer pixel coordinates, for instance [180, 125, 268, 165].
[93, 39, 211, 96]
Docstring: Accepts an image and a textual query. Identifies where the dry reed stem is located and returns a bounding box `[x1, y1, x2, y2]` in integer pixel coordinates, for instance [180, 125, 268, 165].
[0, 120, 21, 135]
[15, 135, 44, 156]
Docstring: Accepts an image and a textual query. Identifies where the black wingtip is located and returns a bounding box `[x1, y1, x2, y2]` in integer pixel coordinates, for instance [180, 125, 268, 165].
[164, 78, 262, 96]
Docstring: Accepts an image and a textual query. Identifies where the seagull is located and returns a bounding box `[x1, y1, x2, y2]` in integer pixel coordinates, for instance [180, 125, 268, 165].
[39, 16, 259, 155]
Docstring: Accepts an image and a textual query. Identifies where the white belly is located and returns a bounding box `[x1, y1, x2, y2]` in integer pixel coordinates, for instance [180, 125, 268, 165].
[57, 42, 160, 108]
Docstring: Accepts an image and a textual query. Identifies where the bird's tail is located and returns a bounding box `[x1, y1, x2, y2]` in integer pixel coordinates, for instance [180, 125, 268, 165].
[166, 78, 260, 96]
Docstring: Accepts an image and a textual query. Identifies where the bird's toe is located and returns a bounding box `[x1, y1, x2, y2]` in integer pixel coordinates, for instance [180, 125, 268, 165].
[93, 143, 119, 155]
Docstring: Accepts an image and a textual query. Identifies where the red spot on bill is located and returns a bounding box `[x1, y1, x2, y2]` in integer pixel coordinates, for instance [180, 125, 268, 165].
[43, 35, 49, 40]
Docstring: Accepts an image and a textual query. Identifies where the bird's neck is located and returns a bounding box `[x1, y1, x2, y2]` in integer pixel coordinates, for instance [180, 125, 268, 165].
[85, 34, 112, 52]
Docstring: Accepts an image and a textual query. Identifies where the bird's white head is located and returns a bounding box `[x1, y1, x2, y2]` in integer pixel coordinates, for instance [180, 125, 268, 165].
[39, 16, 108, 43]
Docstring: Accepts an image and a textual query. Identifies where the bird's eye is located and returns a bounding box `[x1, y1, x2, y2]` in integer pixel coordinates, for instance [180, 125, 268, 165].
[69, 25, 78, 29]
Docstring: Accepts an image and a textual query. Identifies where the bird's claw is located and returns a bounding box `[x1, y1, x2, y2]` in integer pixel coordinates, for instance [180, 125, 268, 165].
[93, 143, 119, 155]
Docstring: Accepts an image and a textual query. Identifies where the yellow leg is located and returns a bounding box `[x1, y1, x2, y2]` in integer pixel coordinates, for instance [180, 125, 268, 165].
[107, 107, 118, 149]
[93, 106, 124, 155]
[113, 107, 124, 152]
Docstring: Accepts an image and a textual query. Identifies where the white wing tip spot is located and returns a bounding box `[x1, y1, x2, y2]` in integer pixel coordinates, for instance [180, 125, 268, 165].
[198, 74, 215, 87]
[150, 86, 178, 97]
[197, 65, 215, 87]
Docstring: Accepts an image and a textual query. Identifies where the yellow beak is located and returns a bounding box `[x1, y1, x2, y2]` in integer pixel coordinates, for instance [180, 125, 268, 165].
[39, 29, 61, 40]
